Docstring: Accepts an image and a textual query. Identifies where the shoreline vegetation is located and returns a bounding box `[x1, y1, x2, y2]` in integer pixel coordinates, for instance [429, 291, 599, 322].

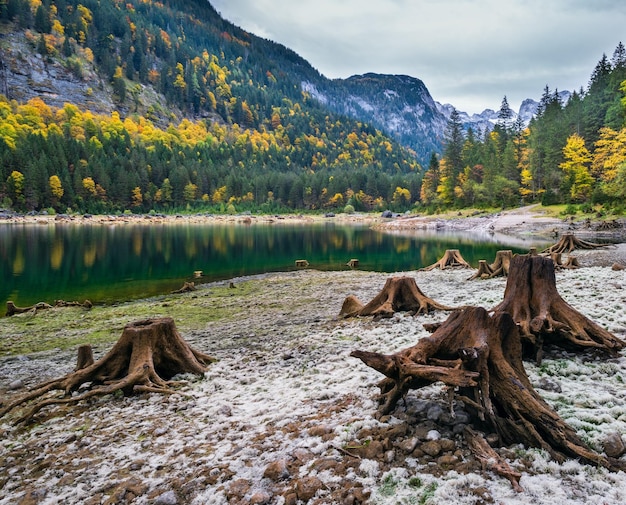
[1, 205, 626, 504]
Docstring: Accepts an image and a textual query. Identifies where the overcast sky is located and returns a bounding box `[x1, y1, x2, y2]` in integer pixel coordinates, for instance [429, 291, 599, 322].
[210, 0, 626, 115]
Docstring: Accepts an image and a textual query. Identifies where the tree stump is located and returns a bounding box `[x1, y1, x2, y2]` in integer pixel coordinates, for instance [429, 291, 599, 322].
[0, 317, 216, 424]
[542, 233, 610, 254]
[467, 260, 494, 280]
[172, 281, 196, 294]
[562, 256, 580, 269]
[339, 276, 456, 319]
[492, 255, 624, 361]
[351, 307, 621, 472]
[468, 250, 513, 280]
[421, 249, 471, 271]
[489, 250, 513, 277]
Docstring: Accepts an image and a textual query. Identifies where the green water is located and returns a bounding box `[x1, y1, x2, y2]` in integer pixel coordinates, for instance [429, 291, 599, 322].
[0, 221, 541, 314]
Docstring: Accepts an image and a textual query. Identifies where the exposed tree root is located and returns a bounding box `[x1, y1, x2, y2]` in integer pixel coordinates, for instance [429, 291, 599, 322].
[339, 276, 456, 319]
[351, 307, 623, 474]
[421, 249, 471, 271]
[492, 255, 624, 360]
[542, 233, 610, 254]
[0, 317, 215, 424]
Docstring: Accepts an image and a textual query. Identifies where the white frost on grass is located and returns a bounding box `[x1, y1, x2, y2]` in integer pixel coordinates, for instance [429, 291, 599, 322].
[0, 266, 625, 504]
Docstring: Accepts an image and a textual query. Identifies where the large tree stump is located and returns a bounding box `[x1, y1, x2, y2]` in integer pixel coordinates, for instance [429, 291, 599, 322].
[339, 276, 456, 319]
[351, 307, 621, 472]
[542, 233, 610, 254]
[492, 255, 625, 360]
[0, 317, 216, 424]
[421, 249, 471, 271]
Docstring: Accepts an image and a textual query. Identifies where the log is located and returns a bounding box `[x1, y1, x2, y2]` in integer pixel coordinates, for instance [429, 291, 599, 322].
[421, 249, 471, 271]
[0, 317, 216, 424]
[339, 276, 456, 319]
[6, 301, 52, 316]
[492, 255, 625, 360]
[351, 307, 622, 472]
[172, 281, 196, 294]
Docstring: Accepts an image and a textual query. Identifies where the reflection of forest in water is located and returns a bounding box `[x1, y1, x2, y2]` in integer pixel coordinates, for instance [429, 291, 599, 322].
[0, 222, 537, 313]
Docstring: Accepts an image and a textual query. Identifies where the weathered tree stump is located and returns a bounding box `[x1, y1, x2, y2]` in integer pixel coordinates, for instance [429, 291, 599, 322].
[492, 255, 624, 361]
[172, 281, 196, 294]
[468, 250, 513, 280]
[467, 260, 494, 280]
[550, 252, 563, 268]
[0, 317, 216, 424]
[542, 233, 610, 254]
[489, 250, 513, 277]
[421, 249, 471, 271]
[339, 276, 456, 319]
[562, 256, 580, 269]
[351, 307, 622, 472]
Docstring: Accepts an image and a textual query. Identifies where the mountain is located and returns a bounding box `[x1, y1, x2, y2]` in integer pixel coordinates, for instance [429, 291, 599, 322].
[303, 73, 448, 164]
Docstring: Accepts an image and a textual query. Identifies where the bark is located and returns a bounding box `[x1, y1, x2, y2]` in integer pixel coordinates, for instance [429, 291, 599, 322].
[542, 233, 610, 254]
[6, 300, 92, 317]
[351, 306, 622, 472]
[339, 276, 456, 319]
[468, 250, 513, 280]
[0, 317, 215, 424]
[421, 249, 471, 271]
[492, 255, 625, 360]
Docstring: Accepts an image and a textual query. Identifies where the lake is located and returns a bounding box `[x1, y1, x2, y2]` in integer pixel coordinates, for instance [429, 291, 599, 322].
[0, 220, 544, 315]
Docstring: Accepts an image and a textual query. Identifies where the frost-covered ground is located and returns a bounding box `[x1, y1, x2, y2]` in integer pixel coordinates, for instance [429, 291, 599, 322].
[1, 256, 626, 504]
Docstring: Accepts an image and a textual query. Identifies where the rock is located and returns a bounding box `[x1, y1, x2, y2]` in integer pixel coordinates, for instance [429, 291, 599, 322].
[249, 491, 272, 504]
[426, 430, 441, 440]
[421, 440, 442, 457]
[536, 377, 562, 393]
[295, 476, 324, 501]
[399, 437, 419, 453]
[263, 459, 290, 481]
[426, 404, 444, 422]
[437, 454, 460, 466]
[603, 432, 626, 458]
[154, 490, 178, 505]
[612, 263, 625, 271]
[8, 379, 24, 390]
[308, 424, 333, 437]
[440, 438, 457, 452]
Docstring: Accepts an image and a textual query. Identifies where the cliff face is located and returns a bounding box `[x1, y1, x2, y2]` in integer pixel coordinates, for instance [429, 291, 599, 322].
[0, 30, 177, 126]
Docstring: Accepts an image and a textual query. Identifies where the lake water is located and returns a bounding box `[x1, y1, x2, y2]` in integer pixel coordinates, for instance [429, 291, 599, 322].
[0, 220, 543, 315]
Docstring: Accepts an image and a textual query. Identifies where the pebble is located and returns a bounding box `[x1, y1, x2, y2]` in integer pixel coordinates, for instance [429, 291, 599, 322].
[154, 490, 178, 505]
[8, 379, 24, 390]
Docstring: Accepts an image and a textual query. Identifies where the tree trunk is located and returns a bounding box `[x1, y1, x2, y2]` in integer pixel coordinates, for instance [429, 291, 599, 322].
[0, 317, 215, 424]
[492, 255, 625, 360]
[339, 276, 456, 319]
[351, 306, 622, 471]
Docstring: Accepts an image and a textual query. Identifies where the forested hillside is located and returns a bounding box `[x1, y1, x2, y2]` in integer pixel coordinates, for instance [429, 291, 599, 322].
[1, 0, 625, 215]
[0, 0, 421, 214]
[425, 45, 626, 212]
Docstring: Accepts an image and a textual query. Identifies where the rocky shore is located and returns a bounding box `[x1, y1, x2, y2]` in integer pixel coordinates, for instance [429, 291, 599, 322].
[1, 207, 626, 504]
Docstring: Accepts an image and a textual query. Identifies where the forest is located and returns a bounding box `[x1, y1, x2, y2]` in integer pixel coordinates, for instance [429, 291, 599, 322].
[0, 0, 626, 215]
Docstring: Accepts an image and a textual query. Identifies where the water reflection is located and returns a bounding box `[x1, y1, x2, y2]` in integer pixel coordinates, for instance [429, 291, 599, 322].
[0, 222, 544, 314]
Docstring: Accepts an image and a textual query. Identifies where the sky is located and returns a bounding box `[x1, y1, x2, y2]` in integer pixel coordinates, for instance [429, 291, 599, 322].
[210, 0, 626, 115]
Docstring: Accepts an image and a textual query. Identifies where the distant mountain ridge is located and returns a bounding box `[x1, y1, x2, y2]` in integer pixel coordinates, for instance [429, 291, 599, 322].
[0, 0, 558, 168]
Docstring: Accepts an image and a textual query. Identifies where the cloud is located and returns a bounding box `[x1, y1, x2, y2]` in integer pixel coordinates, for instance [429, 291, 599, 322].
[211, 0, 626, 113]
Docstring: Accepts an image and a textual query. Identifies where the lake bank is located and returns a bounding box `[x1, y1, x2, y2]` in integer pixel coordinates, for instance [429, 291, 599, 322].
[1, 208, 626, 504]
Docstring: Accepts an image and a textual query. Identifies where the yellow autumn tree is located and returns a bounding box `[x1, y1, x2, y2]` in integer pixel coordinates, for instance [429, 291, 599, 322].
[49, 175, 64, 201]
[132, 186, 143, 207]
[560, 134, 593, 202]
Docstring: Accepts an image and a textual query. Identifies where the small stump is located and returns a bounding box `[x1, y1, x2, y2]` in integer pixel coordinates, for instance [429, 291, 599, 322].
[295, 259, 309, 268]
